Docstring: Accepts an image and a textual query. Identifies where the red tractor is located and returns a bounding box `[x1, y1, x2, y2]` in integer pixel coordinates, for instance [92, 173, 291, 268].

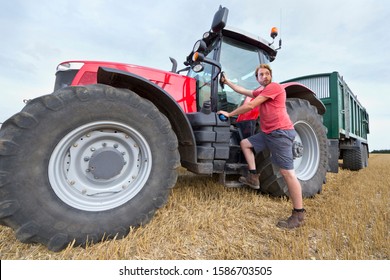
[0, 6, 328, 251]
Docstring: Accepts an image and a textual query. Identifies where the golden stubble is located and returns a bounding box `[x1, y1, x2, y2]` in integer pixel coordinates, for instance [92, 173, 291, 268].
[1, 154, 388, 260]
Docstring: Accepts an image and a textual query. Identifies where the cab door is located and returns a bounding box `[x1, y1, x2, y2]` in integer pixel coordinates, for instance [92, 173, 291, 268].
[215, 37, 267, 113]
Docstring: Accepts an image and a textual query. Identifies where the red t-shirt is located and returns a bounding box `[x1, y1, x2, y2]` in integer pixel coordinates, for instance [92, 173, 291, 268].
[253, 82, 294, 134]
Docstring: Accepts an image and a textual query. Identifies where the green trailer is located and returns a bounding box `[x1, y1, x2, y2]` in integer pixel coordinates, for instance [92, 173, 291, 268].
[282, 71, 369, 172]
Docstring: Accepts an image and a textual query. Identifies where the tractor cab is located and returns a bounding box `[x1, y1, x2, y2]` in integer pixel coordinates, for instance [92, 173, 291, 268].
[184, 6, 279, 116]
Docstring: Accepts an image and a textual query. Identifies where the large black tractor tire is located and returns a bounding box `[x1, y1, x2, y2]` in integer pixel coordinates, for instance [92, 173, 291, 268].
[0, 84, 180, 251]
[256, 98, 328, 198]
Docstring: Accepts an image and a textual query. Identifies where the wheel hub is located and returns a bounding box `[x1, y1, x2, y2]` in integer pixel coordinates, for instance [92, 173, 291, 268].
[65, 130, 140, 196]
[49, 122, 153, 211]
[89, 147, 125, 180]
[292, 141, 304, 159]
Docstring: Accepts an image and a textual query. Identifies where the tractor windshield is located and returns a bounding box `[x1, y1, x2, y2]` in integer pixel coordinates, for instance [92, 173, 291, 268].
[217, 37, 269, 112]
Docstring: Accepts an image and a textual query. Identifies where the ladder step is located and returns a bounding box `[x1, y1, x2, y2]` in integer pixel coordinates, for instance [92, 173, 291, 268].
[219, 173, 245, 188]
[224, 180, 245, 188]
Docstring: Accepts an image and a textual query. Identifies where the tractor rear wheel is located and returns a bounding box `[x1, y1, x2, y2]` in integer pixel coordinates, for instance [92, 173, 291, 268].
[0, 84, 179, 251]
[256, 98, 328, 197]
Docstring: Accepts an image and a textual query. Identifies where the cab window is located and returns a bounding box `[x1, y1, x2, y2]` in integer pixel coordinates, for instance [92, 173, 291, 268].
[218, 37, 264, 112]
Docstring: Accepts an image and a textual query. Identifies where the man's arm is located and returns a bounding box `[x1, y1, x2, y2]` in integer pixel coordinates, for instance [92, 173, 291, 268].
[221, 74, 254, 97]
[218, 94, 269, 118]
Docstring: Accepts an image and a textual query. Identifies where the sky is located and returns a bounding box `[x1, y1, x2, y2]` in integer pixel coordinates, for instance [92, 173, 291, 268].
[0, 0, 389, 151]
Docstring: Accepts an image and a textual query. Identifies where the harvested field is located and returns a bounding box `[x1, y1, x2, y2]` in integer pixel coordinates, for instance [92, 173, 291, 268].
[0, 154, 389, 260]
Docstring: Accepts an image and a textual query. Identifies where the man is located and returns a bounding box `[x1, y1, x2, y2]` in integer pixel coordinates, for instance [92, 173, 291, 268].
[217, 64, 305, 229]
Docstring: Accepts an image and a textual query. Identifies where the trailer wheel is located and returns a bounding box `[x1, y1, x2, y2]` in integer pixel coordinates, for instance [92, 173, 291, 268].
[343, 143, 367, 170]
[0, 84, 179, 251]
[256, 98, 328, 197]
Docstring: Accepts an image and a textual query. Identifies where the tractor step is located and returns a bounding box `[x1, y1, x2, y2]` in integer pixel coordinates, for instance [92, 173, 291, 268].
[218, 173, 245, 188]
[218, 163, 248, 188]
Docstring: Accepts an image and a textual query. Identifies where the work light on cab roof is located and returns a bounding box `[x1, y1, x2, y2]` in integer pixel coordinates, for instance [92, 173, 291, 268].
[270, 27, 278, 39]
[269, 26, 282, 50]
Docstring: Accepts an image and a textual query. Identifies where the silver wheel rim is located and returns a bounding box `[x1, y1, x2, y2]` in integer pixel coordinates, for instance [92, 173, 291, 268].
[293, 121, 320, 181]
[48, 121, 152, 211]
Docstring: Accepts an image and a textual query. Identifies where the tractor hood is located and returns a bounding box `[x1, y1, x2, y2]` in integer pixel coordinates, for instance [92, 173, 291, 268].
[54, 60, 198, 113]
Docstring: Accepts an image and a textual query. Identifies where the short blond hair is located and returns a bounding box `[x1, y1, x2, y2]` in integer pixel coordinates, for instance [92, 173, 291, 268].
[255, 64, 272, 78]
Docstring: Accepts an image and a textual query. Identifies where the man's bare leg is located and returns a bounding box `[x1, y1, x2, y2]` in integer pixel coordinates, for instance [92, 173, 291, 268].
[278, 168, 305, 228]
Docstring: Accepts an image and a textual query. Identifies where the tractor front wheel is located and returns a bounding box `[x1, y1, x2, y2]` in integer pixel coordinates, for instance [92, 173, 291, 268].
[0, 84, 179, 251]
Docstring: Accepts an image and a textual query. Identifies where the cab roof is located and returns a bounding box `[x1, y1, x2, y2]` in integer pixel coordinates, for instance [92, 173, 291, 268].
[222, 26, 278, 60]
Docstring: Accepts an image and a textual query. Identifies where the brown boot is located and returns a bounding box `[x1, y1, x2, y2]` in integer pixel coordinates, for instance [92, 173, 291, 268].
[277, 209, 305, 229]
[239, 173, 260, 189]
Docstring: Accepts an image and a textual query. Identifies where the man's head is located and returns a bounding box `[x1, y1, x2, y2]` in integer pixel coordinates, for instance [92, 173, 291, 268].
[255, 64, 272, 86]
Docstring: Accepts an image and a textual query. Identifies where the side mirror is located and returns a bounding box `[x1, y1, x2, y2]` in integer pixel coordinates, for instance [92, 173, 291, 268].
[211, 6, 229, 33]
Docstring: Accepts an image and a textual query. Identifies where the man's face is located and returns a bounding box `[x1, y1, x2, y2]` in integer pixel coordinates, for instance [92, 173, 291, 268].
[257, 68, 272, 86]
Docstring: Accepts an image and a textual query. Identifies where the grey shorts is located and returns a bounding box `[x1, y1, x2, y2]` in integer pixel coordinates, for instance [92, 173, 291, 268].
[247, 129, 297, 170]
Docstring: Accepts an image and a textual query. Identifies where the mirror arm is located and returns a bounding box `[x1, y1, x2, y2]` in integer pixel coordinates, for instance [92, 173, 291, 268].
[202, 57, 222, 80]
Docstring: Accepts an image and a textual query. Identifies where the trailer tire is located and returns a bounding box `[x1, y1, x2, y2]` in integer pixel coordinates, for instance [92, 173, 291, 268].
[256, 98, 328, 198]
[343, 143, 366, 170]
[0, 84, 179, 251]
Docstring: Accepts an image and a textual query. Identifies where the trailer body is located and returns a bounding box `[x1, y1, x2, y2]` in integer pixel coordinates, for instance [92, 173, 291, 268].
[282, 72, 369, 171]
